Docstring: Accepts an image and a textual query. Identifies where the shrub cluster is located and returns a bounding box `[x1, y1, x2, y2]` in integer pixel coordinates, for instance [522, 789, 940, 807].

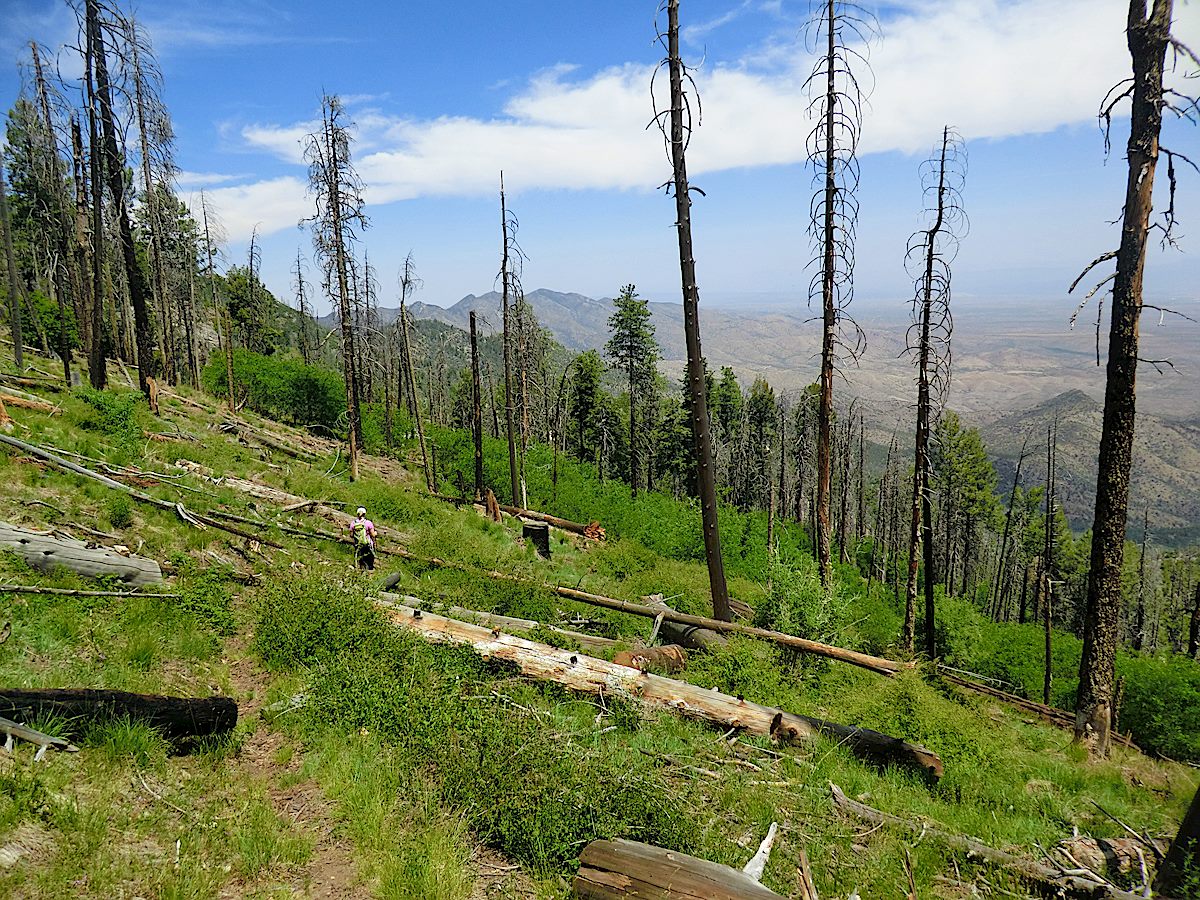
[253, 573, 698, 873]
[202, 350, 344, 432]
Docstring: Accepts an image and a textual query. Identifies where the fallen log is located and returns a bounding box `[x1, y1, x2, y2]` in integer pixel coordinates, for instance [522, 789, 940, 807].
[432, 492, 601, 538]
[829, 782, 1142, 900]
[173, 459, 353, 528]
[574, 838, 784, 899]
[0, 585, 179, 599]
[379, 603, 943, 779]
[940, 671, 1141, 753]
[0, 521, 162, 586]
[0, 434, 282, 548]
[644, 593, 728, 651]
[553, 586, 909, 679]
[0, 373, 64, 392]
[1, 714, 79, 760]
[0, 392, 57, 413]
[0, 688, 237, 743]
[219, 419, 319, 461]
[378, 592, 621, 655]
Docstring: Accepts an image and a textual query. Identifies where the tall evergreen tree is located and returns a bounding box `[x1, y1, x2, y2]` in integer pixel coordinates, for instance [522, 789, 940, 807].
[604, 284, 658, 497]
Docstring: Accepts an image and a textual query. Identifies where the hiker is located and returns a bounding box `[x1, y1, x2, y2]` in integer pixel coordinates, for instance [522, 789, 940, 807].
[348, 506, 377, 570]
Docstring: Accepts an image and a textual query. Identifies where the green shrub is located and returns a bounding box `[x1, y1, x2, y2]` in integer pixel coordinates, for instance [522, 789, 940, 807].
[755, 555, 849, 647]
[76, 387, 146, 449]
[105, 495, 134, 529]
[1117, 654, 1200, 760]
[202, 349, 345, 432]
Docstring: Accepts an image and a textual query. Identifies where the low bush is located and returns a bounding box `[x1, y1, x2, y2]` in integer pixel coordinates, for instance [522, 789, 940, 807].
[202, 350, 344, 432]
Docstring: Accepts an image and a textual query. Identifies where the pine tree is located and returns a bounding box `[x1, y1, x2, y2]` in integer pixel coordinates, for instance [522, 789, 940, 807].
[604, 284, 658, 497]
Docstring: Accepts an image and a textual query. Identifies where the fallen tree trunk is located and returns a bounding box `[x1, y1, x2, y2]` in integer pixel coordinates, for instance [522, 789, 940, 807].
[0, 434, 281, 548]
[644, 593, 728, 651]
[378, 592, 621, 655]
[574, 838, 784, 899]
[173, 459, 353, 528]
[829, 783, 1142, 899]
[0, 521, 162, 586]
[0, 392, 57, 413]
[379, 603, 943, 779]
[432, 492, 601, 538]
[940, 671, 1141, 753]
[553, 586, 908, 678]
[219, 419, 319, 462]
[0, 585, 179, 599]
[0, 688, 237, 742]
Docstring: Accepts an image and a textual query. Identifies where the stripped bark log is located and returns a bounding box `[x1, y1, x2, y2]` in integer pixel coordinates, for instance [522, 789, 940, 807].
[378, 593, 621, 654]
[644, 592, 728, 651]
[0, 392, 58, 414]
[829, 783, 1142, 899]
[0, 688, 237, 742]
[0, 521, 162, 586]
[218, 420, 319, 462]
[574, 838, 785, 899]
[1, 715, 79, 760]
[173, 459, 353, 527]
[379, 603, 943, 778]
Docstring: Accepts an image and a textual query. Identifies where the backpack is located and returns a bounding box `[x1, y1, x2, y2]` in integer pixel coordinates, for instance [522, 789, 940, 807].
[352, 522, 370, 546]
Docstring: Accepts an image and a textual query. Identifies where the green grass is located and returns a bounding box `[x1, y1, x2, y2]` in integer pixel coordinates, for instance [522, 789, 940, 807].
[0, 344, 1196, 898]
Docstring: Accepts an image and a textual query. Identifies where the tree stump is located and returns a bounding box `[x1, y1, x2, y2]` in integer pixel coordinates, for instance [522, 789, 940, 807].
[522, 521, 550, 558]
[574, 839, 784, 899]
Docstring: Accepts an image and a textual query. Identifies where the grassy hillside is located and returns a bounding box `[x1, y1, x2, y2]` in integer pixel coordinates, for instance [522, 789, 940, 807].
[0, 344, 1197, 898]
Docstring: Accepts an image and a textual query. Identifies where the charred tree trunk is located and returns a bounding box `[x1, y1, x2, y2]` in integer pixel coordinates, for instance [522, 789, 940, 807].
[0, 688, 235, 743]
[470, 310, 484, 500]
[89, 0, 156, 398]
[499, 175, 520, 507]
[1189, 579, 1200, 659]
[1154, 787, 1200, 898]
[1132, 506, 1149, 652]
[662, 0, 731, 621]
[991, 437, 1029, 620]
[1075, 0, 1175, 755]
[0, 165, 23, 374]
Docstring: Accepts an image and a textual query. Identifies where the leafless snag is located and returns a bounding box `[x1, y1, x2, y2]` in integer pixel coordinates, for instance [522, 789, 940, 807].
[496, 173, 528, 507]
[650, 0, 732, 621]
[397, 252, 431, 491]
[1073, 0, 1197, 758]
[804, 0, 876, 590]
[902, 126, 966, 657]
[304, 94, 368, 481]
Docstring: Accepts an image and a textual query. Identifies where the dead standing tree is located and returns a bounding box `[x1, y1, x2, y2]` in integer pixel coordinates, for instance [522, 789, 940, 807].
[397, 252, 432, 492]
[1070, 0, 1198, 756]
[498, 173, 526, 507]
[305, 94, 367, 482]
[804, 0, 874, 589]
[87, 0, 157, 399]
[902, 126, 966, 657]
[652, 0, 732, 621]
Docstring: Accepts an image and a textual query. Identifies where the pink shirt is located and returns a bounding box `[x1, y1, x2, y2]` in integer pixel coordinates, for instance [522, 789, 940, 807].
[349, 517, 376, 546]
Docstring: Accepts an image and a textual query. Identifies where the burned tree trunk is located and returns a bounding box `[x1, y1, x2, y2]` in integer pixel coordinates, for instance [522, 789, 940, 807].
[499, 175, 521, 507]
[657, 0, 732, 621]
[0, 165, 23, 374]
[470, 310, 484, 500]
[0, 688, 236, 743]
[1189, 579, 1200, 659]
[903, 127, 965, 656]
[1074, 0, 1187, 755]
[89, 0, 157, 398]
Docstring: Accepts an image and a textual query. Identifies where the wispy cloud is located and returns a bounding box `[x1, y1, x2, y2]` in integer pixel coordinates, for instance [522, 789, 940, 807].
[202, 0, 1197, 242]
[175, 171, 247, 190]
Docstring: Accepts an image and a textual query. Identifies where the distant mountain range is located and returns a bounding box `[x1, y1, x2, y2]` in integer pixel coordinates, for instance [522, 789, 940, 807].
[324, 287, 1200, 424]
[980, 389, 1200, 543]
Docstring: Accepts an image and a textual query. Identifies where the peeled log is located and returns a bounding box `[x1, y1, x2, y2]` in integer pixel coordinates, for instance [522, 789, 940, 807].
[0, 521, 162, 586]
[574, 839, 784, 899]
[379, 603, 943, 779]
[0, 688, 237, 742]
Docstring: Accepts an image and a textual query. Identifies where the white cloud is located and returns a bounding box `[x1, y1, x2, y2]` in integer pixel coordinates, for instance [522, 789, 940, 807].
[174, 171, 247, 189]
[187, 176, 311, 245]
[204, 0, 1198, 242]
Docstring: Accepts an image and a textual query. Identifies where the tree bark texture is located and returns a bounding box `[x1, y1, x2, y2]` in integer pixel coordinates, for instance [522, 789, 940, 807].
[1076, 0, 1173, 755]
[470, 310, 484, 500]
[666, 0, 732, 621]
[0, 164, 25, 373]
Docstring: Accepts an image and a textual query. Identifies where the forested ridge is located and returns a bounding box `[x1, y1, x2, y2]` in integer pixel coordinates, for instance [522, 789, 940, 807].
[1, 0, 1199, 897]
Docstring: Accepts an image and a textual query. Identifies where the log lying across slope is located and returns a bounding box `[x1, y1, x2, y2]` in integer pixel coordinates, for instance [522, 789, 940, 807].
[378, 602, 943, 779]
[0, 521, 162, 586]
[0, 688, 237, 742]
[574, 838, 784, 899]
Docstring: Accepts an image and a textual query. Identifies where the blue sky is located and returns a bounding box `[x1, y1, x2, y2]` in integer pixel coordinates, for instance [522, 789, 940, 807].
[2, 0, 1198, 318]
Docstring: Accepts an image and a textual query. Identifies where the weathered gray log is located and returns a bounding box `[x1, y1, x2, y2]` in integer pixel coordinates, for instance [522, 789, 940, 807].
[1, 714, 79, 760]
[0, 521, 161, 586]
[0, 585, 178, 598]
[574, 838, 784, 899]
[0, 688, 237, 742]
[379, 603, 943, 779]
[829, 783, 1142, 899]
[378, 593, 621, 654]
